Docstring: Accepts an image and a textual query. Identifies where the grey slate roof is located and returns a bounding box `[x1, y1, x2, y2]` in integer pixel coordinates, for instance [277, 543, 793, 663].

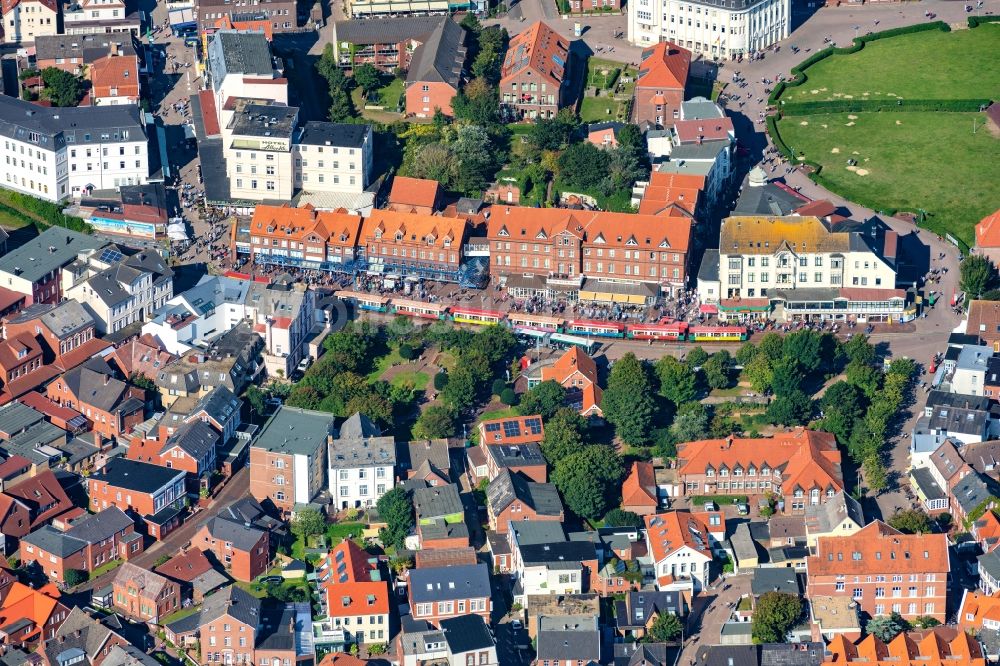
[204, 515, 267, 551]
[697, 249, 720, 282]
[681, 97, 724, 120]
[102, 645, 162, 666]
[412, 483, 462, 519]
[0, 401, 44, 435]
[0, 228, 104, 286]
[519, 541, 597, 567]
[409, 563, 490, 604]
[406, 17, 466, 88]
[487, 469, 562, 517]
[90, 458, 185, 494]
[614, 643, 669, 666]
[333, 16, 446, 45]
[61, 364, 127, 412]
[200, 584, 262, 627]
[751, 568, 800, 597]
[297, 121, 369, 148]
[330, 412, 395, 467]
[760, 643, 824, 666]
[34, 34, 136, 63]
[403, 439, 451, 474]
[804, 490, 864, 536]
[0, 95, 144, 156]
[952, 472, 1000, 515]
[536, 625, 600, 662]
[208, 30, 274, 85]
[254, 406, 334, 456]
[419, 519, 469, 542]
[66, 506, 133, 544]
[22, 524, 87, 557]
[617, 591, 681, 629]
[694, 646, 758, 666]
[510, 520, 565, 546]
[733, 179, 809, 217]
[440, 615, 494, 654]
[190, 386, 241, 425]
[42, 607, 121, 665]
[167, 419, 219, 461]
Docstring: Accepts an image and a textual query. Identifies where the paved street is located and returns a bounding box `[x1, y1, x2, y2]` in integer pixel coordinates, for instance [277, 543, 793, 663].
[75, 467, 250, 593]
[678, 574, 751, 665]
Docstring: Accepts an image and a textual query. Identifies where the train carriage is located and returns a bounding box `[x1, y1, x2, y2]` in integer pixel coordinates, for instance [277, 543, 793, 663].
[626, 321, 689, 341]
[505, 312, 565, 333]
[549, 332, 600, 354]
[451, 307, 505, 326]
[687, 325, 748, 342]
[335, 290, 390, 313]
[567, 319, 626, 338]
[390, 298, 448, 320]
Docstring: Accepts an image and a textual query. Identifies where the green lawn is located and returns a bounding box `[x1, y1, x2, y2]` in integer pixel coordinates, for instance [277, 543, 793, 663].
[327, 522, 365, 542]
[161, 605, 201, 625]
[586, 58, 622, 90]
[784, 24, 1000, 102]
[376, 78, 405, 109]
[776, 111, 1000, 245]
[367, 347, 403, 382]
[89, 559, 123, 579]
[478, 407, 518, 422]
[579, 96, 627, 123]
[391, 370, 429, 391]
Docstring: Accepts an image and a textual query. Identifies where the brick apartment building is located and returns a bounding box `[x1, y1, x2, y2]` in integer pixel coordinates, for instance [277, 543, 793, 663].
[199, 584, 307, 666]
[192, 514, 270, 582]
[197, 0, 299, 33]
[487, 206, 692, 297]
[633, 41, 691, 128]
[19, 507, 141, 582]
[111, 562, 180, 623]
[409, 563, 492, 627]
[404, 18, 466, 118]
[317, 540, 391, 646]
[676, 428, 844, 513]
[0, 470, 74, 547]
[249, 406, 333, 516]
[806, 521, 949, 622]
[359, 209, 467, 282]
[46, 360, 145, 440]
[331, 16, 451, 73]
[486, 470, 564, 534]
[87, 458, 186, 538]
[500, 21, 569, 120]
[242, 205, 364, 271]
[0, 582, 70, 648]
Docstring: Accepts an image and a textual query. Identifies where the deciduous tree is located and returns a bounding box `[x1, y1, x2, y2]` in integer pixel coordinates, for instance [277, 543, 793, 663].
[376, 487, 414, 549]
[602, 353, 655, 446]
[751, 592, 803, 644]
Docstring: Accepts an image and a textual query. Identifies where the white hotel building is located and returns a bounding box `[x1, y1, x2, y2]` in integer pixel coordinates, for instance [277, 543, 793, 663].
[0, 95, 148, 202]
[628, 0, 789, 60]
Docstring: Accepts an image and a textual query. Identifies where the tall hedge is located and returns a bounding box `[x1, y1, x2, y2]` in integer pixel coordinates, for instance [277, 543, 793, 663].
[777, 98, 991, 115]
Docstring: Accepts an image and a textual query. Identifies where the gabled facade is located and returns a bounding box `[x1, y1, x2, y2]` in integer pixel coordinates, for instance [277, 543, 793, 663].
[806, 521, 949, 622]
[0, 582, 69, 648]
[192, 513, 270, 582]
[500, 22, 569, 120]
[633, 41, 690, 128]
[111, 563, 179, 623]
[644, 511, 714, 593]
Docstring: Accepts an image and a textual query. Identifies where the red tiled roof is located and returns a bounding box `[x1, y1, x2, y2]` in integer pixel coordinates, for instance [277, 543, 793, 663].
[18, 391, 86, 431]
[388, 176, 440, 210]
[826, 627, 984, 665]
[673, 117, 733, 144]
[621, 461, 657, 508]
[501, 21, 568, 87]
[808, 521, 949, 577]
[677, 428, 844, 495]
[959, 589, 1000, 629]
[540, 347, 603, 415]
[361, 209, 466, 251]
[5, 469, 74, 529]
[0, 286, 24, 312]
[89, 54, 139, 100]
[488, 206, 691, 253]
[198, 90, 221, 137]
[317, 654, 368, 666]
[0, 455, 31, 482]
[976, 208, 1000, 249]
[0, 582, 63, 643]
[793, 199, 837, 218]
[967, 300, 1000, 342]
[838, 287, 906, 301]
[54, 338, 113, 373]
[644, 511, 714, 564]
[154, 548, 216, 583]
[0, 332, 41, 370]
[636, 41, 691, 90]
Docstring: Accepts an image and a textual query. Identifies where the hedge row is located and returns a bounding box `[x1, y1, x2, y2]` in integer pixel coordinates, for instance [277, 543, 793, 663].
[777, 98, 992, 115]
[769, 21, 952, 105]
[968, 15, 1000, 27]
[765, 113, 824, 177]
[0, 189, 92, 234]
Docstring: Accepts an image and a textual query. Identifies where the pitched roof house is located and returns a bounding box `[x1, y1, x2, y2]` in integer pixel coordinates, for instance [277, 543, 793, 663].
[538, 347, 603, 417]
[644, 511, 714, 593]
[486, 469, 564, 534]
[621, 461, 658, 515]
[676, 428, 844, 513]
[499, 21, 569, 120]
[634, 41, 691, 128]
[0, 582, 69, 647]
[404, 17, 467, 118]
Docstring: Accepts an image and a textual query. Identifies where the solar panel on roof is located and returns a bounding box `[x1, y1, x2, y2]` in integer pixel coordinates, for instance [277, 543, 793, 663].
[485, 422, 501, 432]
[525, 418, 542, 435]
[99, 247, 124, 264]
[502, 420, 522, 438]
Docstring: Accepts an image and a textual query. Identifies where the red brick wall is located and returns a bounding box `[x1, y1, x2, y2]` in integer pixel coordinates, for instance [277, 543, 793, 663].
[192, 524, 270, 582]
[491, 503, 562, 534]
[634, 87, 684, 128]
[88, 478, 158, 517]
[19, 541, 86, 582]
[406, 81, 459, 118]
[113, 579, 180, 622]
[806, 574, 947, 622]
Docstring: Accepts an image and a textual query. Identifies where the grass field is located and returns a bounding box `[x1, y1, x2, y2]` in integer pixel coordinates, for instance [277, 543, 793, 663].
[579, 95, 628, 123]
[391, 370, 429, 391]
[776, 111, 999, 244]
[784, 24, 1000, 102]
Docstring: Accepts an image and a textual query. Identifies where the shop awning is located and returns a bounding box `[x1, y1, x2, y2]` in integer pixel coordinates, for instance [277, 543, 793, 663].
[699, 304, 719, 314]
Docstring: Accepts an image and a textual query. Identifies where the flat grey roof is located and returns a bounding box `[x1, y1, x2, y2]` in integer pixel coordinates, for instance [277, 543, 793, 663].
[254, 406, 334, 456]
[0, 228, 104, 284]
